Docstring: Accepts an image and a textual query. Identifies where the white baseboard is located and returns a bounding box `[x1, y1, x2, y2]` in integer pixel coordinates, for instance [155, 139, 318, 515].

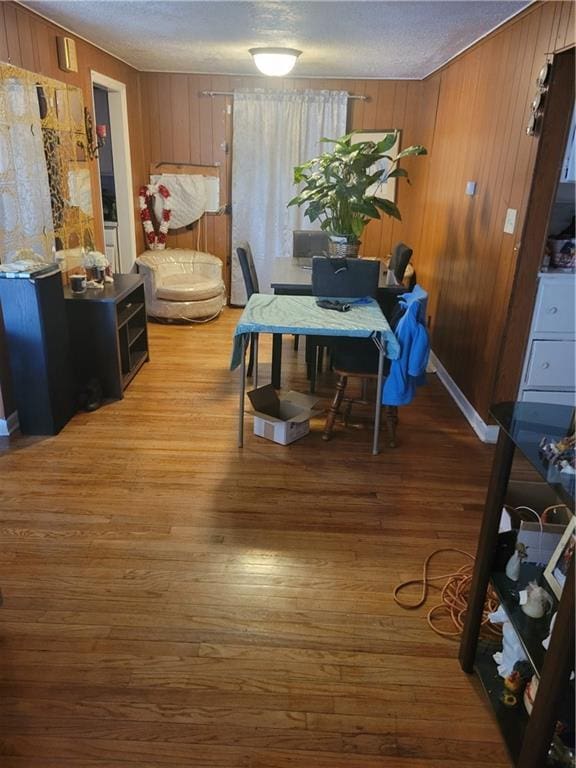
[0, 410, 19, 436]
[429, 351, 499, 444]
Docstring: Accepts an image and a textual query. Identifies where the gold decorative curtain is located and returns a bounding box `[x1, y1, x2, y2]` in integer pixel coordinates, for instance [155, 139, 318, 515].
[0, 63, 95, 263]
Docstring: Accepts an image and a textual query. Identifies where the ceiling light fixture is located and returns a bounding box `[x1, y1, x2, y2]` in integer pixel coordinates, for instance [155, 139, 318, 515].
[249, 47, 302, 77]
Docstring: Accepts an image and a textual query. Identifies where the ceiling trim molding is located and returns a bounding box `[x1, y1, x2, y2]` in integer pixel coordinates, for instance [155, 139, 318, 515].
[137, 69, 420, 81]
[422, 0, 539, 80]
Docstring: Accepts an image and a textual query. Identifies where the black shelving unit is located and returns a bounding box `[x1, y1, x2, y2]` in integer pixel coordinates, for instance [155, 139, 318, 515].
[64, 274, 149, 401]
[460, 402, 575, 768]
[0, 270, 75, 434]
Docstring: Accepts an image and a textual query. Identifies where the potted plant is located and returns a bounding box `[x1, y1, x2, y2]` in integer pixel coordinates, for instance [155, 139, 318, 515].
[289, 131, 427, 257]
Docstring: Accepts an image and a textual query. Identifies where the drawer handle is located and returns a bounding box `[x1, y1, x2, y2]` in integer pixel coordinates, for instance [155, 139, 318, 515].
[541, 362, 550, 369]
[546, 306, 558, 314]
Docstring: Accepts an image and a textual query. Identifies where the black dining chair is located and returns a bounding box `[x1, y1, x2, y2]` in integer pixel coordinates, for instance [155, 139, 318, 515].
[236, 242, 259, 378]
[389, 242, 413, 284]
[322, 284, 427, 447]
[308, 257, 380, 392]
[236, 242, 300, 378]
[322, 298, 405, 446]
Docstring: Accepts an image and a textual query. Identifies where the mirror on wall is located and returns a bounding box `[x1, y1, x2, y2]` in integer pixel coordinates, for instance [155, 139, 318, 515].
[0, 62, 95, 264]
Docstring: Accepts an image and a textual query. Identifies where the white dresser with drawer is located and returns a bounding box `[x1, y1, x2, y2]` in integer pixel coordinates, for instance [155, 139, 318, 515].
[519, 273, 575, 406]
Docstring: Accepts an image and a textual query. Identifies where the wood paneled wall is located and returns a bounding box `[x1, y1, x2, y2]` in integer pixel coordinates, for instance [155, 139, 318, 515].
[0, 1, 146, 256]
[415, 1, 575, 421]
[139, 74, 434, 287]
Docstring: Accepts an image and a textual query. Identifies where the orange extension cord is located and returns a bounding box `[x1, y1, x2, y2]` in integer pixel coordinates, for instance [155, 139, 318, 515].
[393, 548, 501, 639]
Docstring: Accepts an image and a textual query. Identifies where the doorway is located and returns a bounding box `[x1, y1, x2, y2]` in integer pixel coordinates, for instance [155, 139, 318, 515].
[90, 71, 137, 274]
[494, 46, 575, 404]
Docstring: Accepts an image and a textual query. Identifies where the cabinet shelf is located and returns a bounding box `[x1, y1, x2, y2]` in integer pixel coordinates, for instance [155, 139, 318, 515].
[475, 645, 574, 768]
[128, 324, 146, 347]
[122, 349, 147, 387]
[475, 644, 530, 765]
[117, 302, 144, 329]
[491, 563, 553, 676]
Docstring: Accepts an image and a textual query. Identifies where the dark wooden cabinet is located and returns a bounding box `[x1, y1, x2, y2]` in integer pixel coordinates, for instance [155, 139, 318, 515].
[64, 275, 149, 401]
[459, 402, 575, 768]
[0, 270, 74, 435]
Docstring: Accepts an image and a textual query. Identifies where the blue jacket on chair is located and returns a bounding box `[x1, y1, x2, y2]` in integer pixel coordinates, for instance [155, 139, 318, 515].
[382, 285, 430, 406]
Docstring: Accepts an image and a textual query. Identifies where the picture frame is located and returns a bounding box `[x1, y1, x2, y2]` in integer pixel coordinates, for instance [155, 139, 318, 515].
[351, 130, 401, 202]
[543, 515, 576, 599]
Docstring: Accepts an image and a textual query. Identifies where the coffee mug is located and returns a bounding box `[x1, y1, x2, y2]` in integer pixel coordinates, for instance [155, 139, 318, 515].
[70, 274, 86, 293]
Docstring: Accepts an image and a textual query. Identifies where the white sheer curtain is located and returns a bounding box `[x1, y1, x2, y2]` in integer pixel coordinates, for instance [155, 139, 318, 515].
[0, 77, 54, 262]
[231, 89, 348, 305]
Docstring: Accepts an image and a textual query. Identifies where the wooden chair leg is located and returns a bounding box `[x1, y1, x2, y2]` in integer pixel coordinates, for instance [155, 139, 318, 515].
[247, 333, 255, 378]
[323, 375, 348, 441]
[305, 337, 314, 378]
[385, 405, 399, 448]
[317, 346, 324, 373]
[293, 334, 299, 352]
[310, 353, 317, 393]
[342, 398, 353, 427]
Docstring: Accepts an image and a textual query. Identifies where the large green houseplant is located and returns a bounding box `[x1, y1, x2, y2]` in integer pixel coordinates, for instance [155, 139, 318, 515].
[289, 131, 427, 256]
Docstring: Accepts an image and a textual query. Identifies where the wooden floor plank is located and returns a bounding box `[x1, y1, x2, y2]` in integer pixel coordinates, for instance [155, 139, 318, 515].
[0, 309, 509, 767]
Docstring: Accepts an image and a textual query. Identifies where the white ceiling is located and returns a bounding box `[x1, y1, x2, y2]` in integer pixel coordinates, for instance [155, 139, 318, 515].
[24, 1, 531, 79]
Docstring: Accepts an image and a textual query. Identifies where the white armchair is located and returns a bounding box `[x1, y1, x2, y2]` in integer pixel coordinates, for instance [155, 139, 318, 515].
[136, 249, 226, 321]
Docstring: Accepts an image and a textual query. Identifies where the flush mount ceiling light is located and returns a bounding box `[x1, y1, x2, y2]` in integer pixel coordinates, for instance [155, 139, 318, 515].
[249, 47, 302, 77]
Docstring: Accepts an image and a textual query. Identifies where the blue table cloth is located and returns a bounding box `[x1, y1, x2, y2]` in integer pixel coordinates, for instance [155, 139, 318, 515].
[231, 294, 400, 370]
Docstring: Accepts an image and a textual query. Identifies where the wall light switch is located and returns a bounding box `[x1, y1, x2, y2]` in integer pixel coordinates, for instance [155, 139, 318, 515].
[504, 208, 517, 234]
[465, 181, 476, 196]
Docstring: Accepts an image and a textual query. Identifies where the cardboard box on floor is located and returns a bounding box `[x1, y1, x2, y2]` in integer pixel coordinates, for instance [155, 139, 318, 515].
[248, 385, 321, 445]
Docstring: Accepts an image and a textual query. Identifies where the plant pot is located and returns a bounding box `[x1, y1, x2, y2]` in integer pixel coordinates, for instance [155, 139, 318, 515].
[328, 236, 361, 258]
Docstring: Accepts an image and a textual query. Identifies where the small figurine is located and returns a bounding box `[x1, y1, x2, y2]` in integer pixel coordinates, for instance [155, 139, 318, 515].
[488, 605, 528, 677]
[521, 581, 553, 619]
[500, 690, 518, 707]
[504, 670, 522, 693]
[524, 674, 539, 715]
[539, 433, 575, 475]
[505, 541, 528, 581]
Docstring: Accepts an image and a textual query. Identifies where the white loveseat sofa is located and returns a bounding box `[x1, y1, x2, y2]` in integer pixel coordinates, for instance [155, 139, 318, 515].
[136, 249, 225, 321]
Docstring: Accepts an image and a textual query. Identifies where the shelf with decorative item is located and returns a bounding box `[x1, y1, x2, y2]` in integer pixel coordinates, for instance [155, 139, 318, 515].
[460, 402, 575, 768]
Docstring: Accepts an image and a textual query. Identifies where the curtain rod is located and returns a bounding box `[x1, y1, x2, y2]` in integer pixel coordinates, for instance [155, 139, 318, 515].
[201, 90, 368, 101]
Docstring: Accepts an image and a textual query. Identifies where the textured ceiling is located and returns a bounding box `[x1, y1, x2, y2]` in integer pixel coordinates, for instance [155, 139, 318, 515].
[23, 1, 531, 79]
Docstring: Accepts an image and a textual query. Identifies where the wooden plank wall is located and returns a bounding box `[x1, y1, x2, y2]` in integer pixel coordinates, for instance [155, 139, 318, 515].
[415, 0, 575, 421]
[0, 1, 146, 256]
[139, 74, 433, 288]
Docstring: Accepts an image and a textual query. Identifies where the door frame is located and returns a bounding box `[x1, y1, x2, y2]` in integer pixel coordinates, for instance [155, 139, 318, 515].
[493, 46, 575, 403]
[90, 70, 137, 273]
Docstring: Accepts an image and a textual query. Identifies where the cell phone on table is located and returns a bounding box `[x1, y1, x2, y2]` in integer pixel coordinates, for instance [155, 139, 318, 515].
[316, 299, 351, 312]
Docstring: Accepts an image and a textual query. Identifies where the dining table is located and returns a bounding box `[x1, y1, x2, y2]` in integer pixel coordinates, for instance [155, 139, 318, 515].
[269, 257, 396, 388]
[230, 293, 400, 455]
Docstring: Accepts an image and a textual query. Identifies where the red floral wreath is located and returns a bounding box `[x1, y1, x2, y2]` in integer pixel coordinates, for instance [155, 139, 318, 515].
[139, 183, 171, 249]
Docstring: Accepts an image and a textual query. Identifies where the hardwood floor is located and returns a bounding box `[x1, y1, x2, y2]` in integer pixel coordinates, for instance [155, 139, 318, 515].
[0, 308, 510, 768]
